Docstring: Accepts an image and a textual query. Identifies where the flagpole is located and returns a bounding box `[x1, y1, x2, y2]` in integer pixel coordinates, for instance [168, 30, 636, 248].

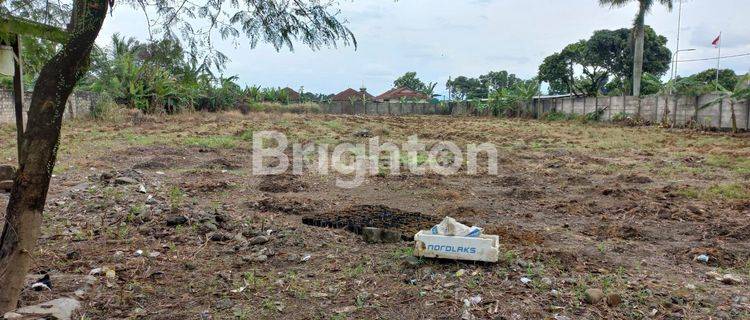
[716, 31, 722, 89]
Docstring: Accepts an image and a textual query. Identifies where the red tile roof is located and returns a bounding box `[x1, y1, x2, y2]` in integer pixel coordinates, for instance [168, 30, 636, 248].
[332, 88, 374, 102]
[282, 87, 301, 101]
[374, 87, 429, 102]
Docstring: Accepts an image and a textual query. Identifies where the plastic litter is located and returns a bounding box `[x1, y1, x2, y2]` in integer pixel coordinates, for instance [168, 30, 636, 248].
[430, 217, 482, 237]
[31, 274, 52, 291]
[695, 254, 709, 263]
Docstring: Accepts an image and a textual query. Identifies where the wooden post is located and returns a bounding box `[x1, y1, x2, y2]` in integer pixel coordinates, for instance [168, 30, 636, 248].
[745, 99, 750, 130]
[12, 34, 24, 166]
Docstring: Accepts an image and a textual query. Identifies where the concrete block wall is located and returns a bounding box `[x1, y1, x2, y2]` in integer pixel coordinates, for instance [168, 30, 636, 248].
[528, 93, 749, 130]
[0, 90, 97, 124]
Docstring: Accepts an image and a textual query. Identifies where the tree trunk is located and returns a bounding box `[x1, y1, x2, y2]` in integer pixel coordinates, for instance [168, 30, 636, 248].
[0, 0, 108, 313]
[632, 24, 645, 97]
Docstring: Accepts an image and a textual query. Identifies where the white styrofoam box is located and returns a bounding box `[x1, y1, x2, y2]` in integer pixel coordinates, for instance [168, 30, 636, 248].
[413, 230, 499, 262]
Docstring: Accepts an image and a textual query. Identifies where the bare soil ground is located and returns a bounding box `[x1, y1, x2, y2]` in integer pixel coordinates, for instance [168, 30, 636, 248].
[1, 112, 749, 319]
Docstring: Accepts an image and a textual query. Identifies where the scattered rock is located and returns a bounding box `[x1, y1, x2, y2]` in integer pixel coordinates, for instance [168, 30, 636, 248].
[3, 298, 80, 320]
[362, 227, 382, 243]
[209, 232, 232, 242]
[242, 254, 268, 263]
[114, 176, 139, 185]
[113, 251, 125, 262]
[215, 298, 233, 310]
[584, 288, 604, 304]
[248, 235, 270, 245]
[66, 250, 80, 260]
[403, 255, 421, 267]
[146, 195, 159, 205]
[99, 172, 114, 181]
[353, 129, 372, 138]
[606, 293, 622, 307]
[166, 215, 188, 226]
[541, 277, 553, 287]
[138, 184, 147, 193]
[720, 274, 744, 285]
[332, 305, 357, 314]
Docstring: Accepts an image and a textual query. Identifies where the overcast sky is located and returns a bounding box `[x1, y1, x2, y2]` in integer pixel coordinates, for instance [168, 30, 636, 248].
[98, 0, 750, 96]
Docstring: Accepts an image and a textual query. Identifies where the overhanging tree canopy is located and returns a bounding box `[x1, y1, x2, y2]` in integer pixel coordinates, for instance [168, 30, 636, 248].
[0, 0, 356, 313]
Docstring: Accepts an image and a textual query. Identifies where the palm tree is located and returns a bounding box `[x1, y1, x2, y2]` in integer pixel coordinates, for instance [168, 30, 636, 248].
[599, 0, 673, 97]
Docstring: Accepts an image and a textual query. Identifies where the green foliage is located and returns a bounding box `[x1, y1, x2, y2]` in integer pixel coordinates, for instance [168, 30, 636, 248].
[394, 72, 426, 92]
[543, 111, 575, 121]
[447, 70, 524, 100]
[538, 26, 671, 96]
[691, 69, 739, 90]
[487, 81, 540, 117]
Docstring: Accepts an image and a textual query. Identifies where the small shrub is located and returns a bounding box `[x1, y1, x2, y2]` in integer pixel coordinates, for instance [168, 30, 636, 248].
[543, 111, 571, 121]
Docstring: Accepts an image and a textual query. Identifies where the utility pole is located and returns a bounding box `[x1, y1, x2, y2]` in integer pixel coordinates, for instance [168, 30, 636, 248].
[716, 31, 722, 89]
[670, 0, 684, 82]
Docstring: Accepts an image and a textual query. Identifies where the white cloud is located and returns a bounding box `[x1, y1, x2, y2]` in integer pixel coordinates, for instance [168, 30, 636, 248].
[97, 0, 750, 97]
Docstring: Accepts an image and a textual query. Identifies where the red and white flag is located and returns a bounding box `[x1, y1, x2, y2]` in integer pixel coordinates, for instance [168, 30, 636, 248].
[711, 34, 721, 47]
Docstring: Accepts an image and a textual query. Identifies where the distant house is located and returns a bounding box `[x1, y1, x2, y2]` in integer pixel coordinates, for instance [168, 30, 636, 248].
[281, 87, 301, 102]
[332, 88, 374, 102]
[375, 87, 430, 102]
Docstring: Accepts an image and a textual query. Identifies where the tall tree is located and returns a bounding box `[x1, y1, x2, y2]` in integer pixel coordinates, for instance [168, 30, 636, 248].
[393, 71, 427, 92]
[691, 69, 739, 90]
[0, 0, 356, 312]
[447, 70, 524, 100]
[599, 0, 673, 96]
[538, 26, 671, 96]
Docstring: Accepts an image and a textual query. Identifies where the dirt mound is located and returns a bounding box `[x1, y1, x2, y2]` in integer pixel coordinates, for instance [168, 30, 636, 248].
[587, 223, 645, 241]
[258, 174, 308, 193]
[436, 206, 491, 225]
[539, 250, 579, 271]
[252, 197, 319, 215]
[618, 174, 653, 184]
[494, 175, 527, 187]
[302, 204, 439, 238]
[504, 187, 544, 200]
[121, 145, 187, 157]
[199, 158, 241, 170]
[180, 180, 231, 193]
[133, 156, 174, 170]
[484, 224, 545, 245]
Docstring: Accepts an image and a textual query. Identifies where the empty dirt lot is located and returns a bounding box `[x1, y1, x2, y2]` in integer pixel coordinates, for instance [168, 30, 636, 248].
[1, 112, 748, 319]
